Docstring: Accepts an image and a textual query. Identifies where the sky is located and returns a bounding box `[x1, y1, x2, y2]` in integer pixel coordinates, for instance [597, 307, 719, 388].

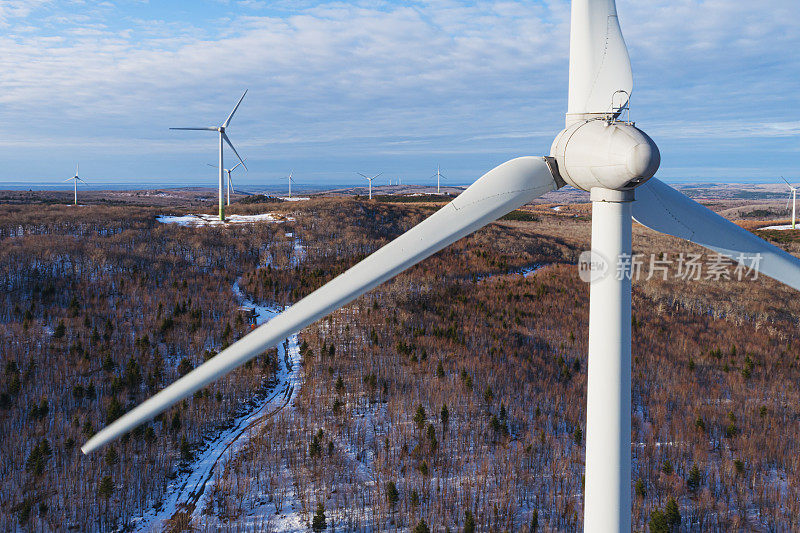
[0, 0, 798, 190]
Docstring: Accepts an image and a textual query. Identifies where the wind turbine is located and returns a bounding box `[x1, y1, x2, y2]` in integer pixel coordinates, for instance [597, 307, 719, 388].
[64, 164, 86, 206]
[284, 171, 295, 198]
[171, 90, 249, 222]
[358, 172, 381, 200]
[83, 2, 800, 530]
[207, 160, 246, 206]
[781, 176, 798, 229]
[430, 165, 446, 194]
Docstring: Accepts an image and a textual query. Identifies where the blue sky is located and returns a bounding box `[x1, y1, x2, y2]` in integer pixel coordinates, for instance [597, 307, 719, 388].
[0, 0, 798, 190]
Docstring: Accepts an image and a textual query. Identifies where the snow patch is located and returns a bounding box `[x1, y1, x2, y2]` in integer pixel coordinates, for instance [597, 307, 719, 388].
[157, 213, 292, 226]
[758, 224, 799, 231]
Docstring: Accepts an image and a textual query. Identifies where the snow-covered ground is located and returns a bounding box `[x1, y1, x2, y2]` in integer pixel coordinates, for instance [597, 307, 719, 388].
[131, 231, 306, 532]
[132, 285, 303, 532]
[471, 263, 546, 282]
[157, 213, 291, 226]
[277, 197, 310, 202]
[758, 224, 798, 231]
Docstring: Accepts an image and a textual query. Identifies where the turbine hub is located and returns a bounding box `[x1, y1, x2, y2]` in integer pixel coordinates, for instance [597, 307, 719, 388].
[550, 119, 660, 192]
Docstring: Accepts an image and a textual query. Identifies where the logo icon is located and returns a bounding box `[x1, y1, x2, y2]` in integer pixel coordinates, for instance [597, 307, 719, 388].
[578, 250, 608, 283]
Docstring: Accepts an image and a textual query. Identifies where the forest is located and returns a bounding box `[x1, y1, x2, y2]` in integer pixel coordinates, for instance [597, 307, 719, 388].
[1, 195, 800, 531]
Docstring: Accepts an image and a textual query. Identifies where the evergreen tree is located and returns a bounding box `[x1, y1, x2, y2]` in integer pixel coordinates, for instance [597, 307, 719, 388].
[463, 510, 476, 533]
[180, 436, 192, 462]
[426, 424, 438, 453]
[649, 509, 668, 533]
[529, 509, 538, 532]
[413, 519, 430, 533]
[104, 446, 119, 467]
[385, 481, 399, 509]
[483, 385, 494, 405]
[53, 321, 65, 339]
[97, 476, 114, 499]
[687, 463, 702, 493]
[664, 497, 681, 528]
[311, 502, 327, 532]
[635, 478, 646, 499]
[413, 405, 426, 432]
[441, 403, 450, 433]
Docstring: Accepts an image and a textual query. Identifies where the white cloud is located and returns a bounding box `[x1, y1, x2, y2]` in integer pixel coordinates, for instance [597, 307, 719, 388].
[0, 0, 798, 182]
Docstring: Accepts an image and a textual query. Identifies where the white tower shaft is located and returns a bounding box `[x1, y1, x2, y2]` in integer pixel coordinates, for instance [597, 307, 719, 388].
[793, 189, 796, 230]
[218, 132, 225, 221]
[73, 179, 77, 205]
[226, 170, 231, 206]
[584, 188, 632, 532]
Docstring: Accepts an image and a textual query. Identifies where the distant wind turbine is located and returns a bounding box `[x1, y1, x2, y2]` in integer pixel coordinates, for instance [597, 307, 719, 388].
[171, 90, 249, 221]
[64, 164, 86, 206]
[207, 159, 246, 206]
[358, 172, 381, 200]
[284, 171, 295, 198]
[781, 176, 798, 229]
[430, 165, 446, 194]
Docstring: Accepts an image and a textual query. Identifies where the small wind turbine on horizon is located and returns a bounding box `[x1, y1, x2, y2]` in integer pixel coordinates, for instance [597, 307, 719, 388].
[430, 165, 446, 194]
[358, 172, 381, 200]
[207, 159, 246, 206]
[64, 164, 86, 206]
[781, 176, 798, 229]
[171, 90, 249, 222]
[284, 171, 295, 198]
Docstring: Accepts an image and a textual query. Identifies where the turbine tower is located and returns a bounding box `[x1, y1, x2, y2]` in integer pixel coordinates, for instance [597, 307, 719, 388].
[83, 3, 800, 531]
[431, 165, 446, 194]
[64, 164, 86, 205]
[781, 176, 798, 229]
[207, 160, 246, 206]
[284, 171, 295, 198]
[171, 91, 248, 222]
[358, 172, 381, 200]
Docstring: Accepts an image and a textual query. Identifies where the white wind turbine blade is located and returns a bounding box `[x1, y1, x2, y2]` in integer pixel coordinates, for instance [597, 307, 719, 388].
[228, 173, 236, 194]
[170, 127, 218, 131]
[222, 132, 248, 171]
[780, 176, 793, 189]
[357, 172, 370, 180]
[81, 156, 559, 453]
[64, 177, 75, 182]
[77, 177, 87, 184]
[568, 0, 633, 117]
[231, 159, 246, 172]
[222, 90, 248, 128]
[632, 178, 800, 291]
[207, 163, 220, 169]
[76, 163, 79, 176]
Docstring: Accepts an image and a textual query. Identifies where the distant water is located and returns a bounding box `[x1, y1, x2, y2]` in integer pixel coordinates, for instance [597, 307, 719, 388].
[0, 181, 371, 192]
[0, 181, 468, 192]
[0, 177, 783, 192]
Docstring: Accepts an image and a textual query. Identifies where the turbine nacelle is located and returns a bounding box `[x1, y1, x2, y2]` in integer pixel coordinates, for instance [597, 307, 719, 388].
[550, 119, 660, 192]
